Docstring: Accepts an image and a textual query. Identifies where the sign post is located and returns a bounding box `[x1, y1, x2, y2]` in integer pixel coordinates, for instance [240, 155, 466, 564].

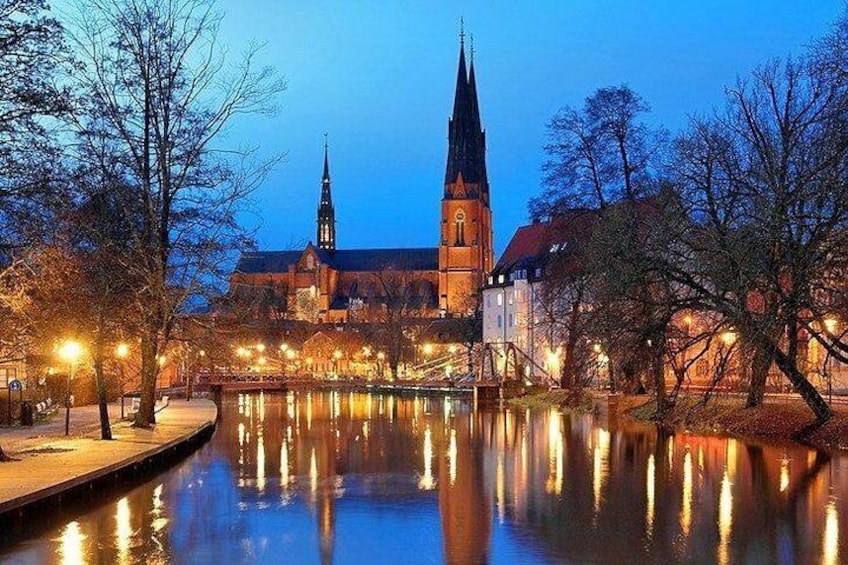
[8, 379, 21, 423]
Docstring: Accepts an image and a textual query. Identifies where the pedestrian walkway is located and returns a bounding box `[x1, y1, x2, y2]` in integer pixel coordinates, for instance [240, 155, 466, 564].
[0, 399, 217, 516]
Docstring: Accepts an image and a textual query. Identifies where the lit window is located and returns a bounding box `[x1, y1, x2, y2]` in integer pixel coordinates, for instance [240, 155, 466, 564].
[497, 293, 503, 306]
[508, 292, 514, 305]
[455, 211, 466, 246]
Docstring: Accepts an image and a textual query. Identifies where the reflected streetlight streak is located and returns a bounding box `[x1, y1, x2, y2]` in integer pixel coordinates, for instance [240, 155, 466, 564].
[280, 439, 290, 487]
[718, 470, 733, 565]
[680, 448, 693, 538]
[547, 409, 563, 495]
[257, 428, 266, 493]
[310, 448, 318, 497]
[115, 497, 131, 565]
[593, 428, 610, 517]
[668, 440, 674, 472]
[152, 484, 167, 534]
[824, 497, 839, 565]
[59, 521, 85, 565]
[646, 454, 655, 539]
[496, 454, 505, 524]
[448, 428, 457, 486]
[780, 455, 790, 493]
[419, 426, 435, 490]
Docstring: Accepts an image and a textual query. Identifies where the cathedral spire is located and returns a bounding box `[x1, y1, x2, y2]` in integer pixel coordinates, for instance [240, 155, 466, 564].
[445, 28, 487, 192]
[317, 133, 336, 251]
[322, 132, 330, 182]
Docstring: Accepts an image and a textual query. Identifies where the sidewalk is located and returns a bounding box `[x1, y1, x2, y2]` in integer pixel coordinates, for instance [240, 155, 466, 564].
[0, 399, 217, 517]
[0, 398, 173, 455]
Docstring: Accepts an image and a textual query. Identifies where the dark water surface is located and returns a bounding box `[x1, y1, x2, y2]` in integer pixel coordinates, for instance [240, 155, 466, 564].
[1, 391, 845, 564]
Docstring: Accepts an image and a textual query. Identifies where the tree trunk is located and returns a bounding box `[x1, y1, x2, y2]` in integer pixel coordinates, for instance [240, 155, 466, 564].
[134, 332, 158, 427]
[93, 327, 112, 440]
[766, 339, 832, 423]
[651, 337, 669, 419]
[745, 345, 772, 408]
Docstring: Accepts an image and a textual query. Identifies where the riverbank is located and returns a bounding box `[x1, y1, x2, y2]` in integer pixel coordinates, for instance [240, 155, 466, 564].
[507, 389, 848, 451]
[625, 396, 848, 451]
[0, 399, 217, 530]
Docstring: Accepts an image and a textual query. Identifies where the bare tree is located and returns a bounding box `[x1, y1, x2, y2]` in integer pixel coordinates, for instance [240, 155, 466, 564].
[67, 0, 284, 427]
[359, 266, 435, 380]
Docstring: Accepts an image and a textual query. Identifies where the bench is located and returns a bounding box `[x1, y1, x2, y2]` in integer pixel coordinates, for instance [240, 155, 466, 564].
[34, 398, 56, 418]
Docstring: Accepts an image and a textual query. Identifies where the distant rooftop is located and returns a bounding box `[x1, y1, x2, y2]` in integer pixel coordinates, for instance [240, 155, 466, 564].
[235, 247, 439, 274]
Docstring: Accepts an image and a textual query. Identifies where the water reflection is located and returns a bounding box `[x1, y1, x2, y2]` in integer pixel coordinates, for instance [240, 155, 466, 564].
[1, 391, 847, 564]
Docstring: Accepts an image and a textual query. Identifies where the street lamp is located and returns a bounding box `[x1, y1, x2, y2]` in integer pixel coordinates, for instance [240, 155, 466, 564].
[115, 342, 129, 418]
[58, 340, 83, 436]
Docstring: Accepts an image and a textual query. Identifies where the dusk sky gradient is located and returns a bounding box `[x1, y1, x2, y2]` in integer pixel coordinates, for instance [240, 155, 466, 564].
[216, 0, 842, 257]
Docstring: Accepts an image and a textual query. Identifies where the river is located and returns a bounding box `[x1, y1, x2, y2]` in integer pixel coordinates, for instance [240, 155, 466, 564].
[1, 390, 845, 564]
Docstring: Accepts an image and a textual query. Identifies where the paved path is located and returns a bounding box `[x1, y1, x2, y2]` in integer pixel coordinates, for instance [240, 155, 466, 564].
[0, 400, 143, 454]
[0, 399, 217, 515]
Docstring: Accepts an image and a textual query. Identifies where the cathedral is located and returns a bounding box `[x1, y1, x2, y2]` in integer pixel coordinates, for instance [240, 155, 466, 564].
[230, 37, 494, 323]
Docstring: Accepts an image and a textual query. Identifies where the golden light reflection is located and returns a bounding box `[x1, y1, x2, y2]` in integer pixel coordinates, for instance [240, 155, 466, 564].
[151, 483, 167, 533]
[307, 393, 313, 430]
[448, 428, 457, 486]
[727, 439, 737, 479]
[824, 498, 839, 565]
[546, 409, 563, 495]
[646, 454, 655, 538]
[257, 429, 266, 493]
[258, 391, 265, 422]
[59, 521, 85, 565]
[718, 470, 733, 565]
[115, 497, 131, 565]
[681, 448, 693, 538]
[310, 447, 318, 496]
[280, 439, 290, 487]
[419, 426, 435, 490]
[286, 391, 295, 420]
[668, 440, 674, 472]
[593, 428, 610, 517]
[496, 454, 505, 524]
[779, 455, 790, 493]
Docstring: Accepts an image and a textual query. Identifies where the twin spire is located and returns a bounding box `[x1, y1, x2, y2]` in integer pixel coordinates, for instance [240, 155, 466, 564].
[445, 19, 487, 193]
[317, 21, 486, 253]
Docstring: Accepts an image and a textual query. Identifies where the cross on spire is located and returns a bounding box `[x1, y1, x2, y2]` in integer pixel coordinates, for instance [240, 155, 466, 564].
[459, 16, 465, 46]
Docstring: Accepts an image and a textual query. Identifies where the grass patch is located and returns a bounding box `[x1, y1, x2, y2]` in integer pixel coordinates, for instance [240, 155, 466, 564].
[507, 389, 594, 413]
[627, 394, 848, 450]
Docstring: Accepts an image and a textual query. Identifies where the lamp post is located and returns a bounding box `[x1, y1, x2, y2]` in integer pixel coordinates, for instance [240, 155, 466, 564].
[115, 342, 129, 418]
[58, 340, 83, 436]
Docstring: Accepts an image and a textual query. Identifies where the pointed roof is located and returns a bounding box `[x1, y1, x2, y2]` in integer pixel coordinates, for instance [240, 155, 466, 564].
[445, 36, 487, 188]
[322, 138, 330, 182]
[319, 137, 333, 209]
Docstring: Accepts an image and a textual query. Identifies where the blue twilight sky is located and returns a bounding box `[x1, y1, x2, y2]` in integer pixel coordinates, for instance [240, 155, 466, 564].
[216, 0, 843, 257]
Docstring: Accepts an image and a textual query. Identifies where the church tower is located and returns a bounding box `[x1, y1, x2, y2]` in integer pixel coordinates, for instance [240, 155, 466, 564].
[317, 136, 336, 251]
[439, 31, 494, 315]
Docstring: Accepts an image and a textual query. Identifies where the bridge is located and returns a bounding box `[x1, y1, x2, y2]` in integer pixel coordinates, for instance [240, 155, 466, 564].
[196, 342, 557, 403]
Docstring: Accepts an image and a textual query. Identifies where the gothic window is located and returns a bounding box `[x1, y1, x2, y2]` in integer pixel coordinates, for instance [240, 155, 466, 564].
[454, 210, 466, 246]
[306, 254, 315, 269]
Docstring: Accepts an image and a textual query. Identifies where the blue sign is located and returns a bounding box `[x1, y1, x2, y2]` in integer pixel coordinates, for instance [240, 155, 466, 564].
[8, 379, 21, 391]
